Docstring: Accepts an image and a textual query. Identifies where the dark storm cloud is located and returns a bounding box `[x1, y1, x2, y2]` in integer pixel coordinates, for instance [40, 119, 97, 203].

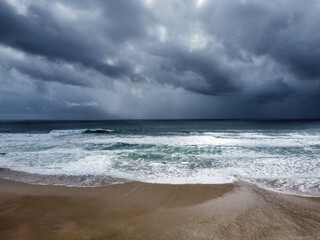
[251, 78, 293, 103]
[1, 0, 320, 119]
[0, 0, 148, 80]
[200, 0, 320, 81]
[154, 47, 240, 95]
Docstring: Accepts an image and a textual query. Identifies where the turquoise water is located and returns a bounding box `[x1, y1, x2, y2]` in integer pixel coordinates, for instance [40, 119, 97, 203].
[0, 120, 319, 196]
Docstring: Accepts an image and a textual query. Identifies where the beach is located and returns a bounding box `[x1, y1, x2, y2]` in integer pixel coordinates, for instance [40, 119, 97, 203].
[1, 179, 319, 240]
[2, 0, 320, 237]
[1, 121, 320, 239]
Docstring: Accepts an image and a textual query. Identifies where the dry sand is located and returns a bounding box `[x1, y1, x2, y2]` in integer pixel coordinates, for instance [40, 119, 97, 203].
[0, 179, 320, 240]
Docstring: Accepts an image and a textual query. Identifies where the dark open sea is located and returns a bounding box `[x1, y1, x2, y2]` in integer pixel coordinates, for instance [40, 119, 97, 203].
[0, 120, 319, 196]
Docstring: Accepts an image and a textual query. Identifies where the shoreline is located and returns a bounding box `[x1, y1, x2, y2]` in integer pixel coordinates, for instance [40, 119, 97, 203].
[1, 179, 320, 239]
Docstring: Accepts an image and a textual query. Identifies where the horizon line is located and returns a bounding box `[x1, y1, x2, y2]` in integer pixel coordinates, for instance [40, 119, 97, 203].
[1, 118, 320, 122]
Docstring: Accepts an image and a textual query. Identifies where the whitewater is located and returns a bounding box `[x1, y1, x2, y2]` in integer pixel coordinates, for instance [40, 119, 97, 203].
[0, 120, 319, 196]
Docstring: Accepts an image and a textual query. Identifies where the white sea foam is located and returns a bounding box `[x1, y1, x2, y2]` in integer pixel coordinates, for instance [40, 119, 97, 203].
[0, 129, 319, 196]
[49, 129, 86, 136]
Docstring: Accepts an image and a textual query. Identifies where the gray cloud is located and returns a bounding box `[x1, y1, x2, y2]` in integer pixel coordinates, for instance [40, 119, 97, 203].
[0, 0, 320, 119]
[66, 101, 98, 107]
[200, 0, 320, 80]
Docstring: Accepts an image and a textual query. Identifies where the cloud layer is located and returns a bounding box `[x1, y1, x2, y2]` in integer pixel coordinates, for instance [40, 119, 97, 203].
[1, 0, 320, 119]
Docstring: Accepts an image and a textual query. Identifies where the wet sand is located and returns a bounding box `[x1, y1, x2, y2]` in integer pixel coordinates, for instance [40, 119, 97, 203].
[0, 179, 320, 240]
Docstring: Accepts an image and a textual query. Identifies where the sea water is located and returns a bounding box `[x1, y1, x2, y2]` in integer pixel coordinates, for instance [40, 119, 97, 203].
[0, 120, 319, 196]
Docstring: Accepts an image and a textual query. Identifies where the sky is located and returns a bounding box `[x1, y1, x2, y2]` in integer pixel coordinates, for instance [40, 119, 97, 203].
[0, 0, 320, 120]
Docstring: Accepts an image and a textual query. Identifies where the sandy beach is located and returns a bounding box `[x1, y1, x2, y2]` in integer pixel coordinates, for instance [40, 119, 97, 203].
[0, 179, 319, 240]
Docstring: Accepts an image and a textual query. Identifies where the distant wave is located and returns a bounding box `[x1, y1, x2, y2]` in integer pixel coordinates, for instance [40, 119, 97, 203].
[49, 129, 114, 136]
[82, 129, 114, 134]
[50, 129, 86, 136]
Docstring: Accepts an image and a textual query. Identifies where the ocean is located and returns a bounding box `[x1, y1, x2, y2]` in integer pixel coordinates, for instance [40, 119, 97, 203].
[0, 120, 319, 196]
